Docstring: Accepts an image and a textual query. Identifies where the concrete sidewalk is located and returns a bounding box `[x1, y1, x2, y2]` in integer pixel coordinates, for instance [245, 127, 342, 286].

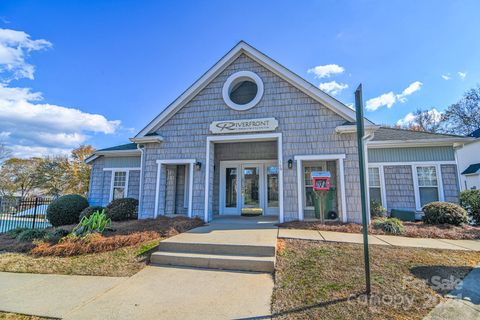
[278, 228, 480, 251]
[424, 266, 480, 319]
[0, 272, 127, 319]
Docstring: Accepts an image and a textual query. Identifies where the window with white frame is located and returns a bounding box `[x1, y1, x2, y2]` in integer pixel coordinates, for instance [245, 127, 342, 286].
[112, 171, 127, 200]
[368, 167, 382, 205]
[416, 166, 439, 207]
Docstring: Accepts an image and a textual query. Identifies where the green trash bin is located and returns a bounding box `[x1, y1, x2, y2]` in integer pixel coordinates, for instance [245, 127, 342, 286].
[313, 188, 336, 220]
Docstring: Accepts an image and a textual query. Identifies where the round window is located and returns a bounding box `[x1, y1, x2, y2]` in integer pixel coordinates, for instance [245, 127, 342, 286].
[222, 71, 264, 111]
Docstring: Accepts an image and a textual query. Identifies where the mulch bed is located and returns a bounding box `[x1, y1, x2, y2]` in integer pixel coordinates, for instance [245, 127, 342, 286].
[0, 216, 204, 256]
[278, 220, 480, 240]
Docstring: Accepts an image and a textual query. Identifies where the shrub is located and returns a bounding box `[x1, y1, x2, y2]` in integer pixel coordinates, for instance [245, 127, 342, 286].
[373, 217, 405, 235]
[460, 190, 480, 224]
[72, 210, 112, 237]
[44, 229, 70, 244]
[79, 206, 105, 220]
[47, 194, 89, 227]
[7, 227, 30, 238]
[423, 202, 469, 226]
[370, 200, 386, 218]
[106, 198, 138, 221]
[16, 229, 47, 242]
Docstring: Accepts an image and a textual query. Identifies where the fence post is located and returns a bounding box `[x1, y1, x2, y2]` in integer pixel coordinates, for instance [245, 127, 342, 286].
[32, 197, 38, 229]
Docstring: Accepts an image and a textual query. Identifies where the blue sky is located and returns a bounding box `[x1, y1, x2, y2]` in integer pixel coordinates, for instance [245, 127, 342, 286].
[0, 0, 479, 157]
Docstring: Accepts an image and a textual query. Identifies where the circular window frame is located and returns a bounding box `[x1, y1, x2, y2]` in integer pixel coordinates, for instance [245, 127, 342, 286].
[222, 71, 264, 111]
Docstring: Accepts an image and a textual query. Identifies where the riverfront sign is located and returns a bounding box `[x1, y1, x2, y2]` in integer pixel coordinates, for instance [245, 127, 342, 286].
[209, 118, 278, 134]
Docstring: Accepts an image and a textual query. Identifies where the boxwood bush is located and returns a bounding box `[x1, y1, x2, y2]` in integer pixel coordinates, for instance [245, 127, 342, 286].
[370, 200, 386, 218]
[459, 190, 480, 225]
[422, 202, 469, 226]
[106, 198, 138, 221]
[16, 229, 47, 242]
[46, 194, 89, 227]
[79, 206, 105, 220]
[373, 217, 405, 235]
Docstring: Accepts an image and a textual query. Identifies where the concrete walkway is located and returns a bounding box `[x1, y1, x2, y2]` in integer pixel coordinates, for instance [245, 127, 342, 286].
[424, 266, 480, 319]
[0, 272, 127, 319]
[278, 228, 480, 251]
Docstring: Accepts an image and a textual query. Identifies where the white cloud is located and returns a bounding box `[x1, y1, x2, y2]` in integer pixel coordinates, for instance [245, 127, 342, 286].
[0, 28, 121, 158]
[458, 71, 467, 80]
[366, 81, 423, 111]
[0, 28, 52, 82]
[307, 64, 345, 79]
[396, 108, 443, 127]
[318, 81, 348, 95]
[441, 74, 451, 80]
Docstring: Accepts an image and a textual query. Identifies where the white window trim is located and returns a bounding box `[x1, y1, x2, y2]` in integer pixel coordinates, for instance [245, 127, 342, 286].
[183, 165, 189, 209]
[109, 170, 129, 202]
[302, 161, 327, 211]
[222, 71, 264, 111]
[205, 133, 283, 223]
[367, 165, 387, 208]
[155, 159, 195, 219]
[413, 164, 444, 210]
[294, 154, 347, 223]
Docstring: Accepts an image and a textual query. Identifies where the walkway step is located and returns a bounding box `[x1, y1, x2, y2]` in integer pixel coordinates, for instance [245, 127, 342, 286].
[150, 251, 275, 273]
[158, 241, 275, 257]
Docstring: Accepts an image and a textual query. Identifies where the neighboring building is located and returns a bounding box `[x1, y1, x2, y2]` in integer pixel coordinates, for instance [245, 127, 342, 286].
[86, 42, 471, 223]
[456, 128, 480, 190]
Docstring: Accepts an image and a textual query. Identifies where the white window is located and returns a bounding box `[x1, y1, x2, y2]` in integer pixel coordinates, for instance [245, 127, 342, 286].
[416, 166, 439, 207]
[222, 71, 264, 111]
[112, 171, 128, 201]
[368, 167, 382, 205]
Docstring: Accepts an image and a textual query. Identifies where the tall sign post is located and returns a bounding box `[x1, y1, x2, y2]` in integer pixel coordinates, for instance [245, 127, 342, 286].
[355, 84, 371, 295]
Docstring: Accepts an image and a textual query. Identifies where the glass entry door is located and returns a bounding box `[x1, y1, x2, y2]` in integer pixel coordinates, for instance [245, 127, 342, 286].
[220, 161, 276, 215]
[241, 164, 261, 212]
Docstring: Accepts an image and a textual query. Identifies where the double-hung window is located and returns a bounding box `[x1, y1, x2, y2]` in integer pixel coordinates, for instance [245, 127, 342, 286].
[112, 171, 127, 200]
[368, 167, 382, 205]
[416, 166, 439, 207]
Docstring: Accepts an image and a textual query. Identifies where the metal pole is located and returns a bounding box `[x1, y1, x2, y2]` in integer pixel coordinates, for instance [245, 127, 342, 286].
[355, 84, 371, 295]
[32, 197, 38, 229]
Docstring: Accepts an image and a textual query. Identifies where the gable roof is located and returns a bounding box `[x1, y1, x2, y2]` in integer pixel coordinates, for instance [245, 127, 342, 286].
[97, 143, 138, 152]
[85, 143, 140, 164]
[135, 41, 371, 138]
[461, 163, 480, 175]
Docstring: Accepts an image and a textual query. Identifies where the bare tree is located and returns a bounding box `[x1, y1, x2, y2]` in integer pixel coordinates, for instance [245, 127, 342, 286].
[443, 85, 480, 135]
[0, 143, 11, 161]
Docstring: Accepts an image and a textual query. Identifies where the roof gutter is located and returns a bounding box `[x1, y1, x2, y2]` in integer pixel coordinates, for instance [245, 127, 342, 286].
[85, 149, 141, 164]
[367, 137, 474, 148]
[129, 136, 164, 144]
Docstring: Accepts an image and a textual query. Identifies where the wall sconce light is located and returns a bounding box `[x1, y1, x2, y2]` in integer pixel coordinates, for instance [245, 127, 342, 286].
[288, 159, 293, 169]
[195, 161, 202, 170]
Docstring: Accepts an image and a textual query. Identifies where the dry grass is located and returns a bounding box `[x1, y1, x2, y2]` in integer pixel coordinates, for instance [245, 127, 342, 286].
[0, 312, 51, 320]
[278, 220, 480, 240]
[0, 238, 161, 276]
[272, 239, 480, 320]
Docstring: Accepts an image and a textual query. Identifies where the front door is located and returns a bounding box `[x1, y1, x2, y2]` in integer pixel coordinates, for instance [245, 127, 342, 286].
[220, 161, 277, 216]
[240, 164, 263, 215]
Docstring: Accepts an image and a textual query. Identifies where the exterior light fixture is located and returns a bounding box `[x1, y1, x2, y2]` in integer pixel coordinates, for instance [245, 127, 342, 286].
[288, 159, 293, 169]
[195, 161, 202, 170]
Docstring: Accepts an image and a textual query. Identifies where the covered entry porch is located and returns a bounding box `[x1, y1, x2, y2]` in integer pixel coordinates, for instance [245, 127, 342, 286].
[205, 133, 284, 222]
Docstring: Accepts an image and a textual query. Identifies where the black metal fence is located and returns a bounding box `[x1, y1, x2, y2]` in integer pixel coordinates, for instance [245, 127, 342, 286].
[0, 197, 54, 233]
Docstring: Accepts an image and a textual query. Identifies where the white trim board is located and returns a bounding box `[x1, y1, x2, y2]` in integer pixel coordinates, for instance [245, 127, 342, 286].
[154, 159, 196, 219]
[294, 154, 347, 223]
[103, 167, 141, 171]
[204, 133, 283, 223]
[134, 41, 371, 138]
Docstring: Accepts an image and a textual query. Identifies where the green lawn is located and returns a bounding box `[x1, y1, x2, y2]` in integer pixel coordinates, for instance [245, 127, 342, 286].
[272, 239, 480, 319]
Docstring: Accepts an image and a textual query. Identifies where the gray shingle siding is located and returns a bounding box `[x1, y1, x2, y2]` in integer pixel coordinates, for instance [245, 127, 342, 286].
[384, 165, 416, 211]
[441, 164, 460, 203]
[139, 54, 362, 222]
[104, 156, 141, 168]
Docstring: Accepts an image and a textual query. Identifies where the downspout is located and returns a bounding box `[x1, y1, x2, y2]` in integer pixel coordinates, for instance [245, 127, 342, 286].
[137, 144, 145, 219]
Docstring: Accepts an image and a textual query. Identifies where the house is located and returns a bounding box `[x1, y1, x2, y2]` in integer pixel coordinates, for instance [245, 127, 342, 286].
[456, 128, 480, 190]
[85, 41, 471, 223]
